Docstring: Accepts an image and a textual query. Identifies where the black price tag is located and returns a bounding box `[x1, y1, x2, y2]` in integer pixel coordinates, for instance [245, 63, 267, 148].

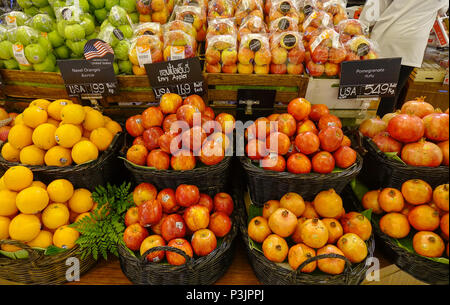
[58, 39, 118, 99]
[338, 58, 402, 99]
[145, 57, 204, 100]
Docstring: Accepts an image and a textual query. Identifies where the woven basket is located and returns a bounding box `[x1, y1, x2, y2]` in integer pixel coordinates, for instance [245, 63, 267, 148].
[0, 132, 126, 189]
[239, 154, 363, 206]
[356, 134, 449, 189]
[0, 240, 96, 285]
[344, 186, 449, 285]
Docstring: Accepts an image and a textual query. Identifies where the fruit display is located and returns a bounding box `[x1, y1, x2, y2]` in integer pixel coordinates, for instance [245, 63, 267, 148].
[269, 31, 305, 74]
[237, 15, 268, 42]
[234, 0, 264, 27]
[0, 165, 87, 252]
[360, 180, 449, 258]
[125, 93, 234, 170]
[162, 28, 197, 61]
[359, 97, 449, 167]
[237, 33, 271, 74]
[0, 99, 122, 166]
[244, 98, 358, 174]
[172, 4, 207, 42]
[136, 0, 170, 24]
[247, 189, 371, 274]
[205, 34, 238, 73]
[206, 17, 237, 40]
[128, 32, 163, 75]
[123, 183, 234, 265]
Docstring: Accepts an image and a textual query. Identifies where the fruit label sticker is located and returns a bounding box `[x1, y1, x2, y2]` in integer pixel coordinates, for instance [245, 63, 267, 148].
[280, 1, 291, 13]
[183, 14, 195, 24]
[113, 28, 124, 41]
[249, 39, 262, 52]
[12, 43, 31, 66]
[357, 43, 370, 56]
[62, 8, 72, 20]
[170, 46, 186, 61]
[175, 222, 184, 230]
[5, 16, 16, 27]
[303, 10, 318, 28]
[278, 18, 290, 31]
[304, 5, 313, 16]
[144, 30, 155, 36]
[136, 46, 152, 67]
[282, 34, 297, 49]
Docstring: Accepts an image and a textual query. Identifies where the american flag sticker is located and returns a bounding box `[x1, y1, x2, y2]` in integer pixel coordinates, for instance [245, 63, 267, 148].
[84, 39, 114, 60]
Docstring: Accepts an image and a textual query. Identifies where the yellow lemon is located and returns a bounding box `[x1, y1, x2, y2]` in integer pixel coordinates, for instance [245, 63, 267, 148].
[47, 99, 73, 121]
[8, 124, 33, 150]
[19, 145, 45, 166]
[0, 189, 18, 216]
[16, 186, 49, 214]
[71, 140, 99, 165]
[31, 181, 47, 190]
[46, 179, 74, 203]
[0, 216, 11, 239]
[14, 113, 24, 125]
[60, 104, 86, 125]
[32, 123, 57, 150]
[90, 127, 113, 151]
[42, 203, 70, 230]
[82, 109, 104, 131]
[53, 225, 79, 249]
[29, 99, 51, 111]
[9, 214, 41, 242]
[3, 166, 33, 192]
[44, 146, 73, 167]
[69, 188, 94, 213]
[1, 142, 21, 162]
[26, 230, 53, 248]
[22, 105, 48, 128]
[54, 124, 82, 148]
[105, 120, 122, 136]
[103, 116, 112, 124]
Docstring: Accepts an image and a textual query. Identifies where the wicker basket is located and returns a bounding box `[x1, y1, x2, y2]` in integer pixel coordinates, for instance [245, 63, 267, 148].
[344, 186, 449, 285]
[356, 134, 449, 190]
[239, 154, 363, 206]
[0, 240, 96, 285]
[0, 132, 126, 189]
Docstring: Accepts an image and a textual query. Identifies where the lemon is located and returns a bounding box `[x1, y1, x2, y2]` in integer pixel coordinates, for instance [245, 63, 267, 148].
[71, 140, 99, 165]
[9, 214, 41, 242]
[60, 104, 86, 125]
[47, 99, 73, 121]
[1, 142, 21, 162]
[0, 216, 11, 239]
[32, 123, 57, 150]
[42, 203, 70, 230]
[22, 105, 48, 128]
[105, 120, 122, 136]
[16, 186, 50, 214]
[27, 230, 53, 248]
[19, 145, 45, 166]
[0, 189, 18, 217]
[83, 109, 104, 131]
[8, 124, 33, 150]
[69, 188, 94, 213]
[53, 225, 79, 249]
[44, 146, 73, 167]
[29, 99, 51, 111]
[14, 113, 24, 125]
[90, 127, 113, 151]
[46, 179, 74, 203]
[54, 124, 82, 148]
[3, 166, 33, 192]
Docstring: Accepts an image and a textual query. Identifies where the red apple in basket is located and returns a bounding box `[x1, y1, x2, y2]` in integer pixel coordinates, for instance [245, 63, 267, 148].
[160, 93, 183, 114]
[184, 204, 210, 232]
[157, 188, 179, 213]
[176, 184, 200, 207]
[138, 199, 163, 227]
[170, 150, 196, 170]
[161, 214, 187, 242]
[198, 193, 214, 212]
[142, 127, 164, 151]
[213, 192, 234, 216]
[125, 206, 140, 227]
[191, 228, 217, 256]
[209, 211, 232, 237]
[133, 182, 158, 206]
[126, 115, 145, 137]
[146, 149, 170, 170]
[166, 238, 193, 266]
[123, 223, 149, 251]
[126, 144, 148, 166]
[162, 114, 178, 133]
[140, 235, 166, 263]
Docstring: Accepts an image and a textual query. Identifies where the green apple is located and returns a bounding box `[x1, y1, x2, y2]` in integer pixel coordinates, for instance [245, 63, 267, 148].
[3, 58, 19, 70]
[16, 26, 40, 46]
[119, 0, 136, 13]
[100, 20, 111, 31]
[54, 45, 70, 59]
[86, 31, 98, 41]
[56, 20, 68, 37]
[80, 16, 96, 36]
[33, 55, 56, 72]
[105, 0, 119, 10]
[94, 8, 108, 23]
[25, 43, 47, 64]
[24, 6, 40, 17]
[66, 39, 87, 57]
[17, 0, 33, 9]
[39, 6, 56, 19]
[64, 24, 85, 41]
[113, 61, 119, 74]
[38, 36, 52, 53]
[47, 53, 56, 65]
[0, 41, 13, 60]
[113, 40, 130, 61]
[89, 0, 105, 9]
[108, 6, 128, 27]
[31, 14, 55, 33]
[118, 59, 132, 74]
[19, 63, 34, 71]
[77, 0, 91, 12]
[6, 28, 17, 42]
[32, 0, 49, 8]
[118, 25, 132, 39]
[81, 12, 96, 24]
[48, 30, 65, 48]
[129, 12, 139, 24]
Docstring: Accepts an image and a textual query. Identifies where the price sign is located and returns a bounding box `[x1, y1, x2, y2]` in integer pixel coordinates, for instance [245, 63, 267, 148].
[58, 39, 118, 99]
[145, 57, 204, 100]
[338, 58, 402, 99]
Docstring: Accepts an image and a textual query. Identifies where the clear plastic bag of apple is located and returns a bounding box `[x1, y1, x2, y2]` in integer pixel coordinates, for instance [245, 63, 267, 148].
[270, 31, 305, 74]
[17, 0, 56, 18]
[269, 16, 299, 33]
[301, 8, 333, 34]
[205, 34, 238, 73]
[162, 20, 198, 43]
[163, 30, 197, 61]
[172, 4, 207, 42]
[267, 0, 301, 26]
[97, 23, 132, 68]
[315, 0, 348, 25]
[234, 0, 264, 26]
[344, 35, 379, 61]
[336, 19, 369, 44]
[238, 15, 268, 42]
[1, 11, 30, 28]
[129, 34, 163, 75]
[136, 0, 170, 24]
[208, 0, 235, 19]
[237, 33, 271, 74]
[26, 13, 56, 34]
[206, 18, 237, 40]
[179, 0, 209, 16]
[134, 22, 163, 42]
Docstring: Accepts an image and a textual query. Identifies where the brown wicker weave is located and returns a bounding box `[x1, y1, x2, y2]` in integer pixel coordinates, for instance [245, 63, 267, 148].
[0, 240, 96, 285]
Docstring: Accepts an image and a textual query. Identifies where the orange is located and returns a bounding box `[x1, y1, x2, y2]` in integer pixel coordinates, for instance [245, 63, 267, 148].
[22, 105, 48, 128]
[105, 120, 123, 136]
[83, 106, 94, 113]
[1, 142, 21, 162]
[0, 189, 18, 216]
[44, 146, 73, 167]
[2, 166, 33, 192]
[0, 216, 11, 239]
[32, 123, 57, 150]
[60, 104, 85, 125]
[9, 214, 41, 242]
[46, 179, 74, 203]
[89, 127, 113, 151]
[47, 99, 73, 121]
[82, 109, 104, 131]
[42, 203, 70, 230]
[69, 188, 94, 213]
[16, 186, 50, 214]
[19, 145, 45, 166]
[0, 177, 6, 190]
[30, 181, 47, 190]
[8, 124, 33, 150]
[132, 65, 147, 75]
[27, 230, 53, 248]
[54, 123, 82, 148]
[29, 99, 51, 111]
[53, 225, 79, 249]
[103, 116, 112, 124]
[71, 140, 99, 165]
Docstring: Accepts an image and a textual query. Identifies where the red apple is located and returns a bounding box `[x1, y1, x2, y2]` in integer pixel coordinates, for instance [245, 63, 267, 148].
[126, 144, 148, 166]
[162, 114, 178, 133]
[140, 235, 166, 263]
[170, 150, 196, 170]
[183, 204, 210, 232]
[213, 192, 234, 216]
[198, 193, 214, 212]
[142, 107, 164, 129]
[157, 188, 179, 213]
[166, 238, 193, 266]
[133, 183, 158, 206]
[138, 199, 163, 227]
[208, 212, 232, 237]
[246, 139, 268, 160]
[146, 149, 170, 170]
[176, 104, 199, 127]
[151, 213, 168, 235]
[183, 95, 206, 113]
[161, 214, 186, 242]
[126, 115, 145, 137]
[125, 206, 139, 227]
[160, 93, 183, 114]
[175, 184, 200, 207]
[262, 153, 286, 172]
[123, 223, 149, 251]
[204, 107, 215, 119]
[266, 131, 291, 155]
[202, 120, 222, 136]
[158, 132, 181, 154]
[181, 126, 207, 152]
[191, 228, 217, 256]
[276, 113, 297, 137]
[215, 113, 235, 134]
[133, 136, 145, 146]
[200, 139, 225, 166]
[0, 126, 11, 142]
[142, 127, 164, 151]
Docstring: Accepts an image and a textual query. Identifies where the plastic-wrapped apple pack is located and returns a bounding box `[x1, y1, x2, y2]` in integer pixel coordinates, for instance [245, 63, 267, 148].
[129, 34, 163, 75]
[270, 31, 305, 74]
[234, 0, 264, 26]
[237, 33, 271, 74]
[344, 35, 378, 61]
[0, 26, 19, 70]
[238, 15, 268, 42]
[336, 19, 369, 44]
[134, 22, 163, 42]
[136, 0, 170, 24]
[205, 34, 238, 73]
[172, 5, 207, 41]
[179, 0, 209, 17]
[18, 0, 56, 18]
[163, 29, 197, 61]
[301, 9, 333, 35]
[208, 0, 235, 19]
[163, 20, 198, 42]
[1, 11, 30, 28]
[318, 0, 348, 25]
[269, 16, 299, 33]
[206, 18, 237, 40]
[267, 0, 301, 26]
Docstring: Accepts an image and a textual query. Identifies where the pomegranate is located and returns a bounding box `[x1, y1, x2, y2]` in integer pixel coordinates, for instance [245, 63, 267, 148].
[401, 179, 432, 205]
[413, 231, 445, 258]
[401, 98, 435, 118]
[361, 189, 383, 214]
[337, 233, 368, 263]
[372, 132, 403, 154]
[378, 188, 405, 212]
[408, 205, 440, 231]
[340, 212, 372, 241]
[358, 117, 387, 138]
[401, 140, 443, 167]
[379, 212, 410, 239]
[248, 216, 272, 243]
[291, 217, 308, 244]
[288, 243, 317, 272]
[262, 234, 289, 263]
[422, 112, 449, 142]
[322, 218, 344, 244]
[381, 111, 400, 124]
[438, 141, 449, 166]
[262, 200, 281, 219]
[317, 245, 346, 275]
[300, 218, 329, 249]
[387, 114, 425, 143]
[268, 208, 298, 237]
[433, 184, 449, 212]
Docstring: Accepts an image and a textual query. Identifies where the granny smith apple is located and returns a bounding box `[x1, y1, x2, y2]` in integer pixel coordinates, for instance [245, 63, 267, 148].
[48, 30, 65, 48]
[16, 26, 40, 46]
[3, 58, 19, 69]
[0, 41, 13, 60]
[47, 53, 56, 65]
[25, 43, 47, 64]
[38, 6, 56, 19]
[129, 12, 139, 24]
[113, 40, 130, 61]
[89, 0, 105, 10]
[119, 0, 136, 13]
[113, 61, 119, 74]
[94, 8, 108, 23]
[31, 14, 55, 33]
[100, 20, 111, 31]
[24, 6, 40, 17]
[38, 36, 52, 53]
[67, 39, 87, 57]
[56, 20, 68, 37]
[118, 59, 132, 74]
[19, 63, 34, 71]
[118, 25, 133, 39]
[54, 45, 70, 59]
[86, 31, 98, 41]
[78, 0, 91, 12]
[80, 16, 96, 36]
[33, 55, 56, 72]
[32, 0, 49, 8]
[105, 0, 119, 10]
[64, 24, 86, 41]
[108, 6, 129, 27]
[17, 0, 33, 9]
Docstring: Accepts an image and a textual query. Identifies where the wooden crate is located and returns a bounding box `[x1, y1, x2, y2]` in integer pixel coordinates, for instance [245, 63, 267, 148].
[410, 60, 447, 83]
[402, 77, 449, 111]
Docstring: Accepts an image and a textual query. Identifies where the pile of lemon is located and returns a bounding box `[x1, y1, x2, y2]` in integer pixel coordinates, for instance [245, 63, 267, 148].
[1, 99, 122, 166]
[0, 166, 95, 252]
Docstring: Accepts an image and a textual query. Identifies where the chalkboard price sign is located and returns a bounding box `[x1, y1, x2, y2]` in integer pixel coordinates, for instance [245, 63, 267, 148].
[338, 58, 402, 99]
[145, 57, 204, 100]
